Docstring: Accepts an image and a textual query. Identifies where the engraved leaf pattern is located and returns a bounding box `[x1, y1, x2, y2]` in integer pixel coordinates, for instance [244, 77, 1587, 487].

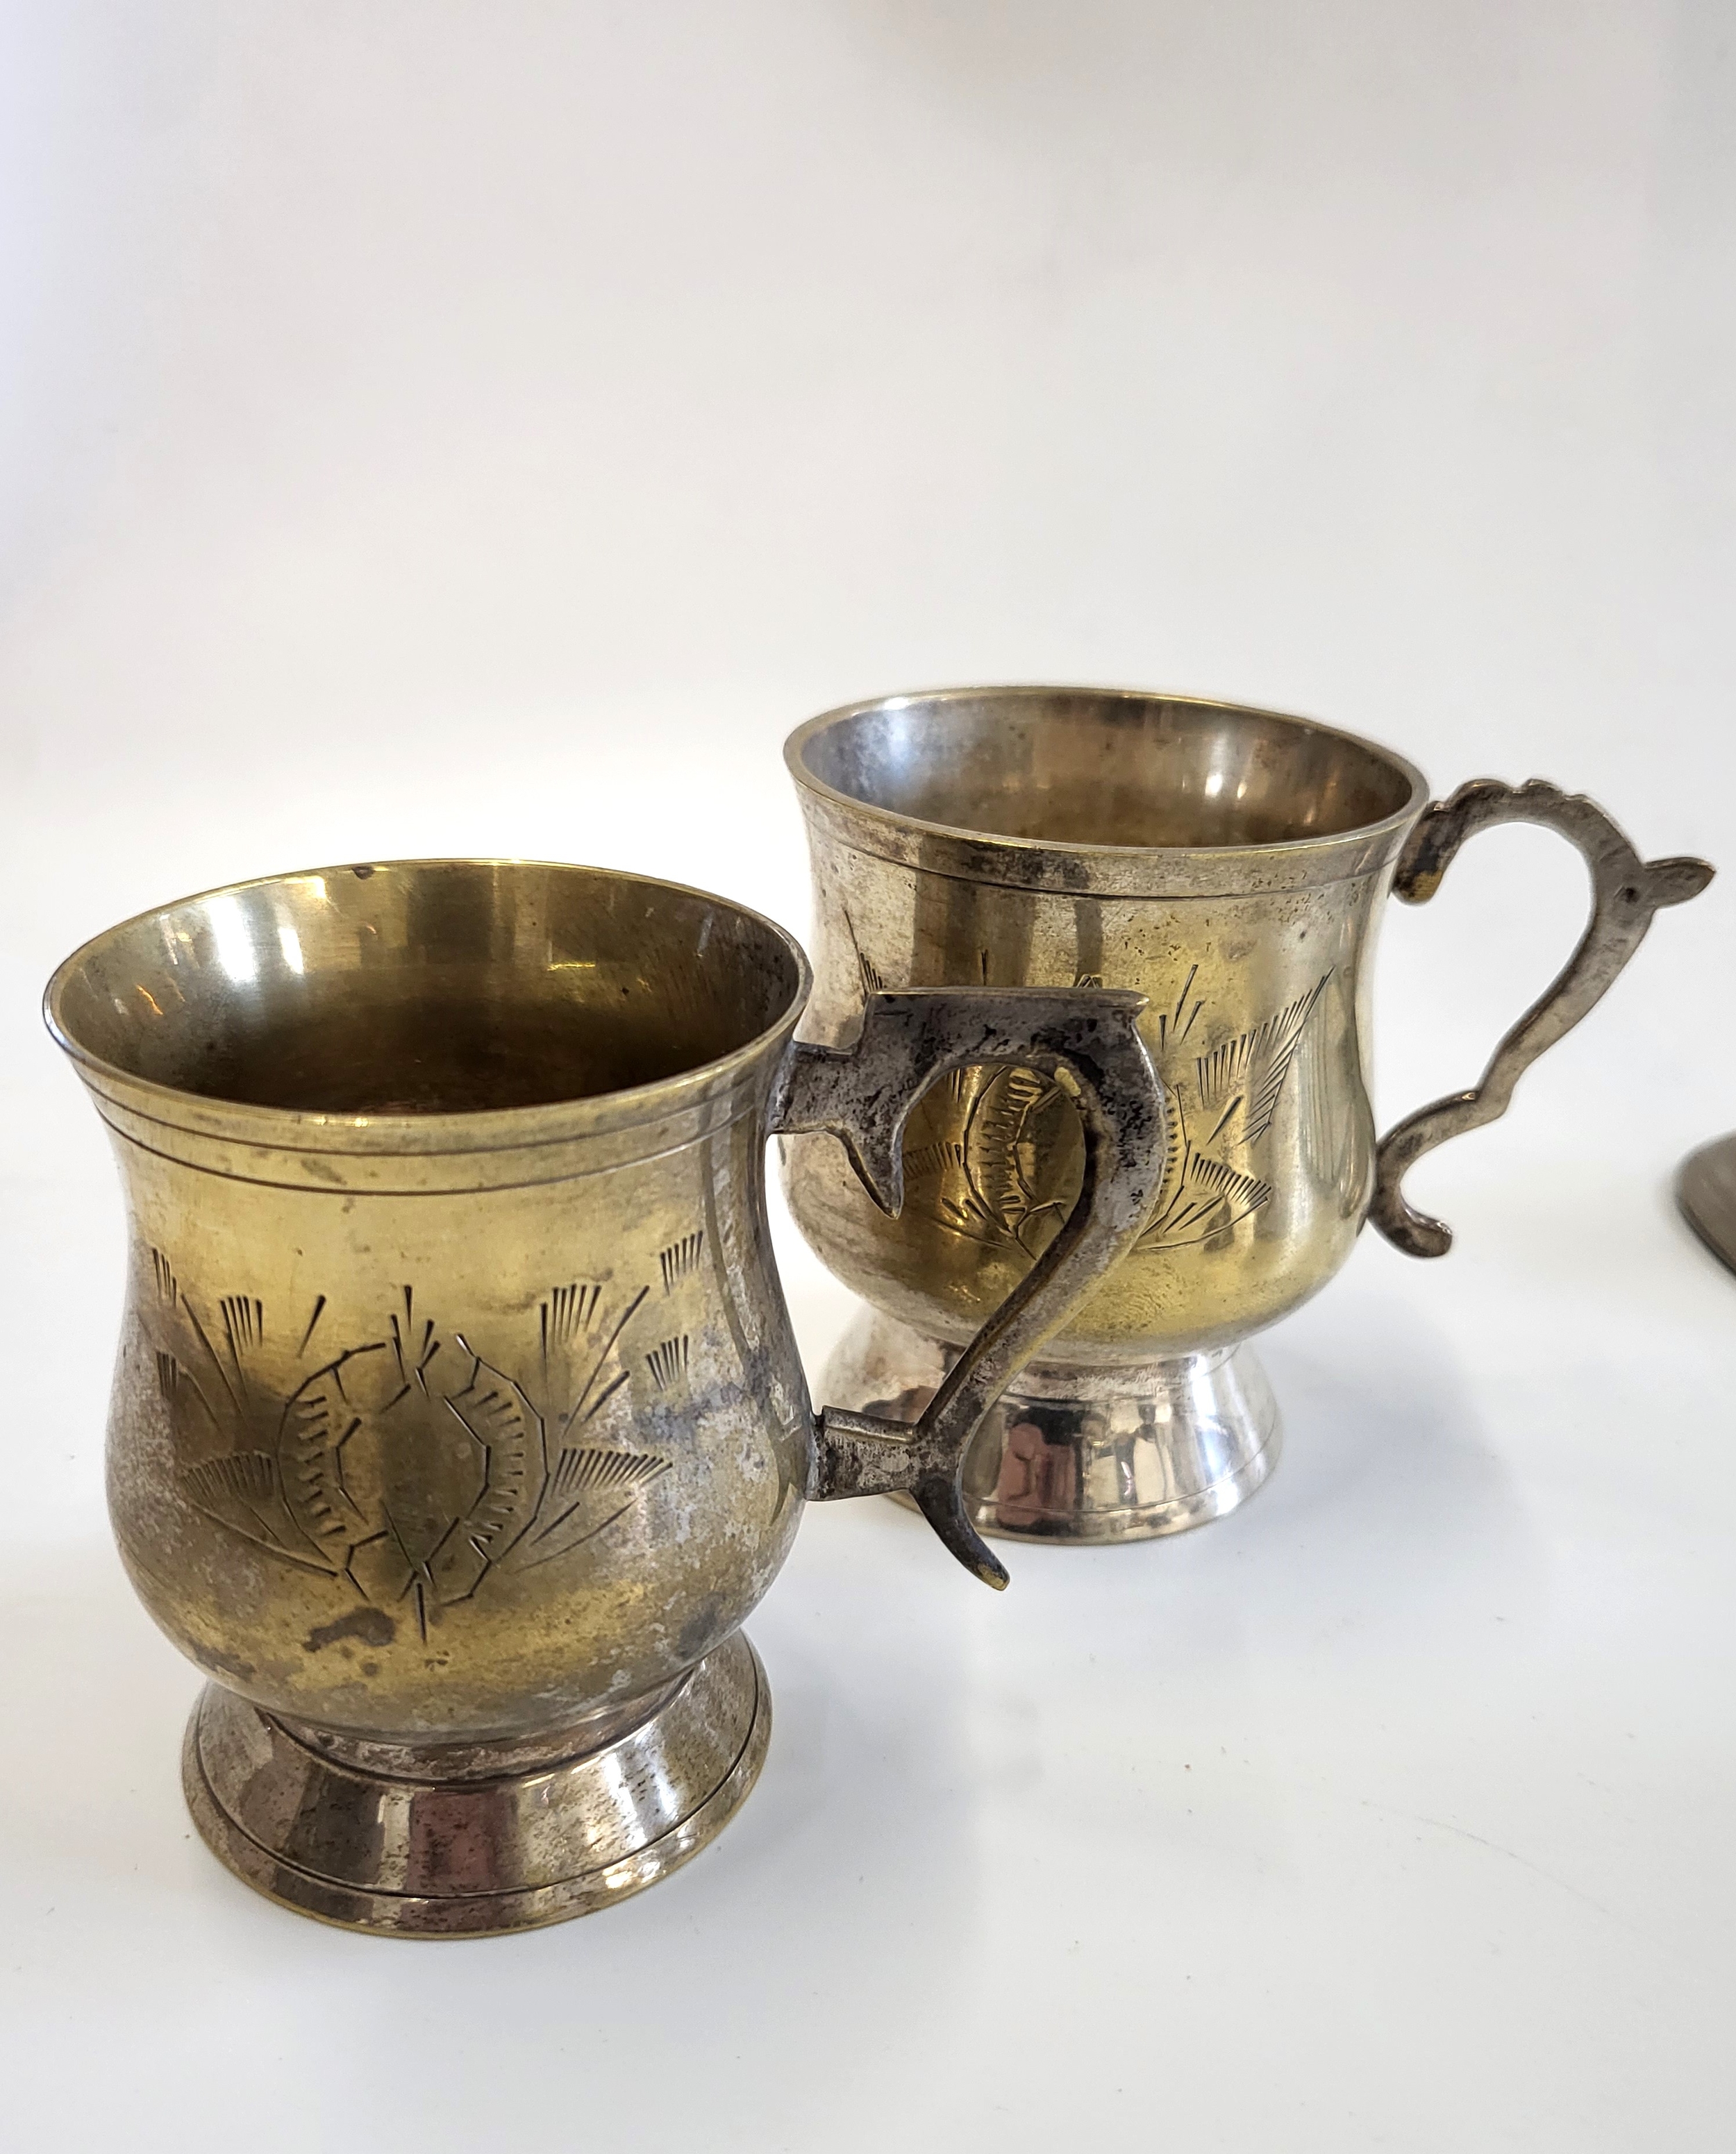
[1194, 974, 1331, 1147]
[1139, 968, 1332, 1249]
[147, 1247, 688, 1634]
[878, 951, 1333, 1256]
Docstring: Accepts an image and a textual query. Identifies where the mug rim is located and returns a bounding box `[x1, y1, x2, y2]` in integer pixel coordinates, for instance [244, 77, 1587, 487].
[784, 683, 1432, 860]
[44, 855, 814, 1147]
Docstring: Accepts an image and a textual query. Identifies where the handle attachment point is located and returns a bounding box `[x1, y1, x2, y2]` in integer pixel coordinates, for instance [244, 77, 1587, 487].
[774, 987, 1165, 1589]
[810, 1407, 1010, 1589]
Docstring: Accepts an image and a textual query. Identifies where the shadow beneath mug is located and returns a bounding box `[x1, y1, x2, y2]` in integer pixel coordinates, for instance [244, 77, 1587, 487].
[332, 1505, 989, 2119]
[1223, 1280, 1549, 1643]
[655, 1497, 985, 1951]
[866, 1279, 1552, 1689]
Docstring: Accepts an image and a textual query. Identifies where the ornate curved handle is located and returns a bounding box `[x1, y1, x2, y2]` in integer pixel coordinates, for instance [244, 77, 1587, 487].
[1370, 778, 1713, 1258]
[771, 989, 1165, 1589]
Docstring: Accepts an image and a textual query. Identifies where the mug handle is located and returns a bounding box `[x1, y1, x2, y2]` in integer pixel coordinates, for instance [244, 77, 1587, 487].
[771, 987, 1165, 1589]
[1369, 778, 1713, 1259]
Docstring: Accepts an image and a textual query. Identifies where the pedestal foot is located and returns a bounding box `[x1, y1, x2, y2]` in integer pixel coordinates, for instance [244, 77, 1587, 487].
[823, 1311, 1280, 1544]
[183, 1631, 771, 1935]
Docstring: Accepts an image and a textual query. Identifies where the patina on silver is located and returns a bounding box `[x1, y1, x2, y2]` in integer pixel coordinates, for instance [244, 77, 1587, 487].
[781, 687, 1713, 1545]
[46, 858, 1162, 1934]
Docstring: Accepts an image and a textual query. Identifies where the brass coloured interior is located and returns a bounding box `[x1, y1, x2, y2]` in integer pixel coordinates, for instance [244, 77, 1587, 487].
[51, 860, 803, 1114]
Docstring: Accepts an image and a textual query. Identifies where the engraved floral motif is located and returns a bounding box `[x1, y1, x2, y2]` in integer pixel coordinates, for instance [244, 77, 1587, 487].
[886, 957, 1333, 1260]
[147, 1252, 683, 1635]
[1137, 969, 1331, 1250]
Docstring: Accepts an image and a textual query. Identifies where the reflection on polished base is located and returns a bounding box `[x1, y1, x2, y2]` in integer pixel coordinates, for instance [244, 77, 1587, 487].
[183, 1632, 771, 1937]
[824, 1310, 1280, 1544]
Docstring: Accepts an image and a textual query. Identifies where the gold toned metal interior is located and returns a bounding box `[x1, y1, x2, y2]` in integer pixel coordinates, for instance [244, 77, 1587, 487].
[49, 858, 806, 1117]
[789, 685, 1425, 853]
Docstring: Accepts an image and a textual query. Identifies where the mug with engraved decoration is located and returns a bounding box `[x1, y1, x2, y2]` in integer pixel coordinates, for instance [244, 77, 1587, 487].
[779, 687, 1712, 1547]
[46, 857, 1163, 1935]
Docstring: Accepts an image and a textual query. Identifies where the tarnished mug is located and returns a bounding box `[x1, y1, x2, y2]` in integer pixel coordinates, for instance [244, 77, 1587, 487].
[781, 687, 1712, 1546]
[46, 858, 1162, 1934]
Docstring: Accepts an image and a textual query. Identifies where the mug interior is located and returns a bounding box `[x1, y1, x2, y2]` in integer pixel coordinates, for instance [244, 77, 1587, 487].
[792, 689, 1421, 849]
[49, 860, 805, 1114]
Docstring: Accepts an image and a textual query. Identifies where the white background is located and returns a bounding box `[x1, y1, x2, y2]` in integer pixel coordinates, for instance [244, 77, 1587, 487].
[2, 4, 1733, 2148]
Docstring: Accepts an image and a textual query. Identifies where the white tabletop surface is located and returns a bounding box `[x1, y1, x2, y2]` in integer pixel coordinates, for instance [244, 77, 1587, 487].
[2, 5, 1733, 2148]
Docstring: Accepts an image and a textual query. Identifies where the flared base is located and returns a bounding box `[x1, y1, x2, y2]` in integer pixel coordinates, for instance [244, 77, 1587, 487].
[823, 1310, 1280, 1544]
[183, 1630, 771, 1937]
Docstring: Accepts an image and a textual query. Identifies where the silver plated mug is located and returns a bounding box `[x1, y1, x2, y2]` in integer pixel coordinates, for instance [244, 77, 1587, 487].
[779, 687, 1712, 1546]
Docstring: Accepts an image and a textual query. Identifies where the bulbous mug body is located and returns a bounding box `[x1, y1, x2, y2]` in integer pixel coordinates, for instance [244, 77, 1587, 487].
[95, 1016, 809, 1750]
[782, 687, 1710, 1545]
[49, 855, 1166, 1932]
[53, 861, 814, 1930]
